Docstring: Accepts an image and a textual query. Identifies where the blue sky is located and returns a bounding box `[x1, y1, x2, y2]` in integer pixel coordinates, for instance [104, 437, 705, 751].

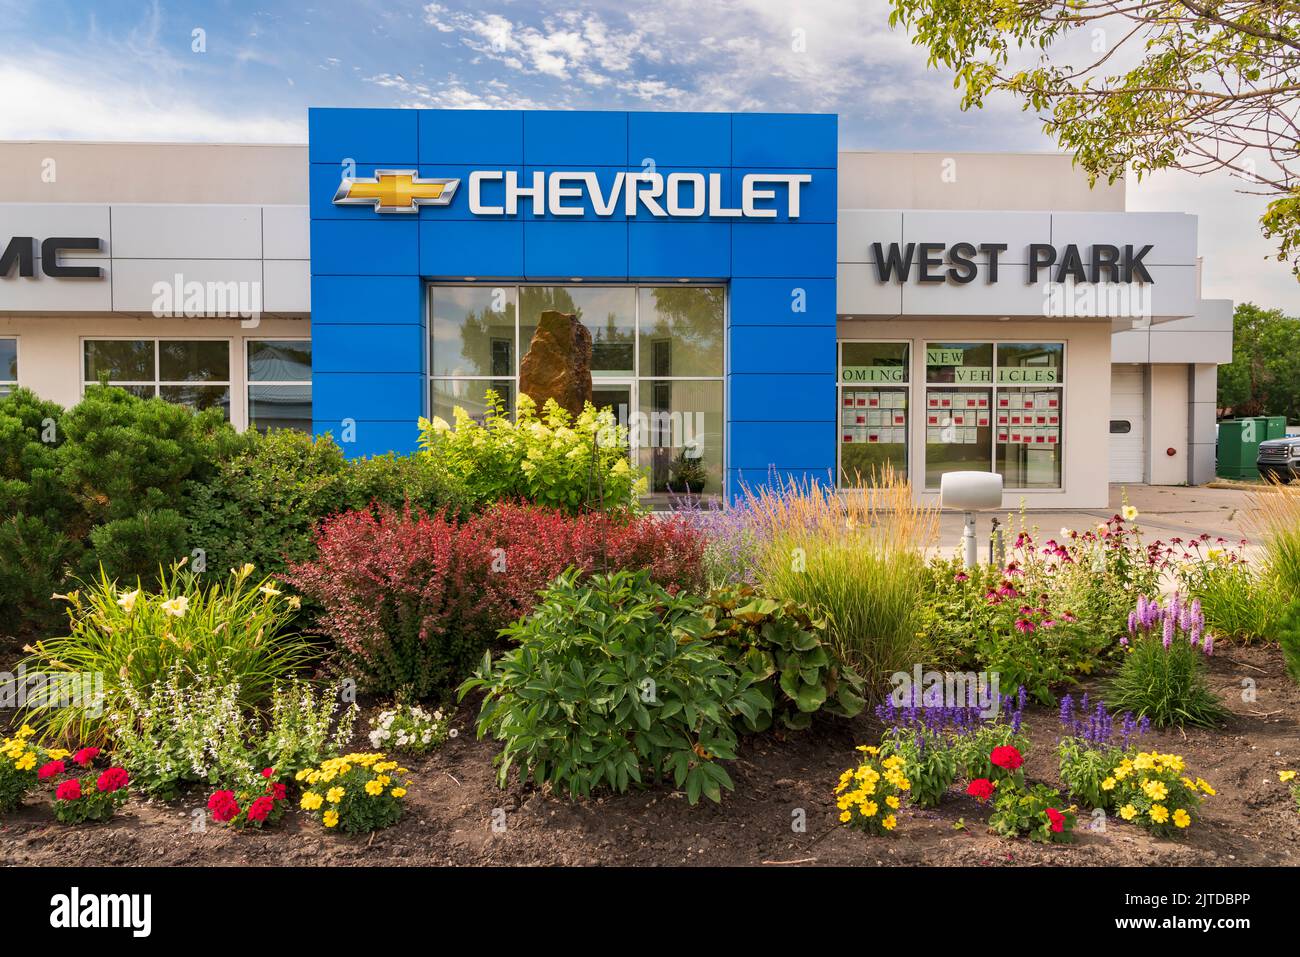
[2, 0, 1295, 310]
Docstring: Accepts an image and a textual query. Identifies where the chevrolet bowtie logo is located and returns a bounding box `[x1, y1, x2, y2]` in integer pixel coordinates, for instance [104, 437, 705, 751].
[332, 170, 460, 213]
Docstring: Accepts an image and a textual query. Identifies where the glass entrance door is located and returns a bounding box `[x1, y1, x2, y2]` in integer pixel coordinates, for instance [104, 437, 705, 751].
[590, 381, 635, 461]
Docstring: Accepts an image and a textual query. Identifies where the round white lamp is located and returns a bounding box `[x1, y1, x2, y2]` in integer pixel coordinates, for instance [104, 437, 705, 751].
[939, 471, 1004, 568]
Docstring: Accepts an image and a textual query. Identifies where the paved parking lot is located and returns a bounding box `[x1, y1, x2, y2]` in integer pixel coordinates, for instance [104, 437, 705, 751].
[935, 483, 1264, 558]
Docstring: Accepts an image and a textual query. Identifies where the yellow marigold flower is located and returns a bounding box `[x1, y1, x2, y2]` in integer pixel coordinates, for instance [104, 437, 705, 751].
[1196, 778, 1216, 796]
[323, 810, 339, 828]
[14, 752, 36, 771]
[365, 779, 384, 796]
[839, 811, 851, 823]
[1101, 777, 1116, 791]
[295, 769, 312, 782]
[1279, 770, 1297, 783]
[326, 787, 345, 804]
[18, 725, 36, 738]
[391, 787, 406, 798]
[1180, 777, 1196, 790]
[886, 795, 900, 809]
[1172, 809, 1191, 828]
[46, 749, 70, 761]
[1142, 779, 1168, 802]
[881, 814, 897, 831]
[377, 775, 391, 787]
[1134, 753, 1155, 770]
[862, 801, 878, 817]
[1118, 804, 1138, 821]
[1149, 804, 1169, 824]
[300, 792, 323, 811]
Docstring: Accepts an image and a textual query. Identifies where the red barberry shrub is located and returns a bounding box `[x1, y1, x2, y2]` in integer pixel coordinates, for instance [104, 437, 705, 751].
[285, 506, 496, 699]
[287, 503, 707, 698]
[467, 504, 706, 618]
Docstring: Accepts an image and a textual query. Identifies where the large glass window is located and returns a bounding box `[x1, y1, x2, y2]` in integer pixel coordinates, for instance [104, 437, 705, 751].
[923, 341, 1064, 490]
[520, 286, 636, 378]
[428, 284, 725, 497]
[839, 341, 909, 483]
[0, 339, 16, 397]
[248, 339, 312, 432]
[995, 343, 1064, 488]
[83, 339, 231, 417]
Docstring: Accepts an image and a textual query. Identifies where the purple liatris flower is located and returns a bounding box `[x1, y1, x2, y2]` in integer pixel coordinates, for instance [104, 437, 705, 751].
[1162, 614, 1174, 649]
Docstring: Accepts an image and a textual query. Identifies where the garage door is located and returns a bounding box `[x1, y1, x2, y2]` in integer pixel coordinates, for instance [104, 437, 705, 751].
[1109, 365, 1146, 483]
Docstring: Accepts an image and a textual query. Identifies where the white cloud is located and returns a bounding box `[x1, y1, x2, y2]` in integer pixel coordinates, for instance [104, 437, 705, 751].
[0, 60, 303, 142]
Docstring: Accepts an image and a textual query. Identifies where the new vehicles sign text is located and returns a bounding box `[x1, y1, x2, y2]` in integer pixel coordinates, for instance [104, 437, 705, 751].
[335, 170, 813, 218]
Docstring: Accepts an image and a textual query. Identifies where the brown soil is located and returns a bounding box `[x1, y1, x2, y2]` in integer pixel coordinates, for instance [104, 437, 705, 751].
[2, 644, 1298, 867]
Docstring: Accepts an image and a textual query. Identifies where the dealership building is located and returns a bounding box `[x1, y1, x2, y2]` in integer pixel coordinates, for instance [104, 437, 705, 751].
[0, 108, 1232, 507]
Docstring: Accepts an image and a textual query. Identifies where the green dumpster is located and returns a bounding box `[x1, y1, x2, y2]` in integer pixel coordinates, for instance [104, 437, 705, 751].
[1262, 416, 1287, 441]
[1216, 419, 1262, 480]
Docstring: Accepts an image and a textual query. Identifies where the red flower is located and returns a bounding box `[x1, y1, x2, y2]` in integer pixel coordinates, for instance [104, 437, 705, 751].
[990, 746, 1023, 771]
[261, 767, 275, 779]
[38, 760, 66, 781]
[96, 767, 129, 793]
[72, 747, 100, 767]
[966, 778, 994, 802]
[246, 796, 275, 823]
[1046, 807, 1066, 833]
[55, 779, 81, 801]
[207, 790, 240, 823]
[270, 782, 287, 801]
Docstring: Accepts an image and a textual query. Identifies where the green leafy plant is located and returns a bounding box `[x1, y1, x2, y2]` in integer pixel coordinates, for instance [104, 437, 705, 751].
[701, 584, 865, 731]
[182, 428, 472, 582]
[987, 781, 1076, 844]
[418, 391, 645, 514]
[460, 569, 769, 805]
[22, 561, 312, 743]
[882, 731, 958, 809]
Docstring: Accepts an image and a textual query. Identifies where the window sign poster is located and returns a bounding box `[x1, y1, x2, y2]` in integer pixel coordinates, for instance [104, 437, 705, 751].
[925, 343, 993, 384]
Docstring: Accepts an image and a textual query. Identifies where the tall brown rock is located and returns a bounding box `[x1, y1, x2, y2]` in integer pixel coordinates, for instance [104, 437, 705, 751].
[519, 310, 593, 418]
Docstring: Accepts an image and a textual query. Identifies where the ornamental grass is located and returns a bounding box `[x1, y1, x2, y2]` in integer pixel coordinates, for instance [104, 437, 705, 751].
[1250, 482, 1300, 597]
[738, 466, 937, 691]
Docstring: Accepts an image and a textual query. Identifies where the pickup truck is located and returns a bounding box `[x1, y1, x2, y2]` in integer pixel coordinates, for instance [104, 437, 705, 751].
[1257, 437, 1300, 483]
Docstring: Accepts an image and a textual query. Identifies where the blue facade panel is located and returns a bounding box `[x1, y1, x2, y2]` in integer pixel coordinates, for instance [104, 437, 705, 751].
[729, 277, 836, 325]
[308, 107, 839, 488]
[522, 221, 628, 279]
[628, 223, 730, 278]
[627, 112, 731, 167]
[420, 220, 524, 278]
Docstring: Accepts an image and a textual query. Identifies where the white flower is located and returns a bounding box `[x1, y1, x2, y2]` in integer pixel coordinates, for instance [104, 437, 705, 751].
[160, 595, 189, 618]
[1060, 527, 1072, 540]
[1121, 505, 1139, 522]
[116, 589, 140, 612]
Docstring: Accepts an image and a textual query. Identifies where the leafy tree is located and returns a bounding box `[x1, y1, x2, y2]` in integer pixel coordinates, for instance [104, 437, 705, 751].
[888, 0, 1300, 277]
[1218, 302, 1300, 418]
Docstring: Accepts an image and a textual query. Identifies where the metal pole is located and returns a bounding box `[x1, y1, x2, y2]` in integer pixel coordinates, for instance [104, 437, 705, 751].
[962, 511, 977, 569]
